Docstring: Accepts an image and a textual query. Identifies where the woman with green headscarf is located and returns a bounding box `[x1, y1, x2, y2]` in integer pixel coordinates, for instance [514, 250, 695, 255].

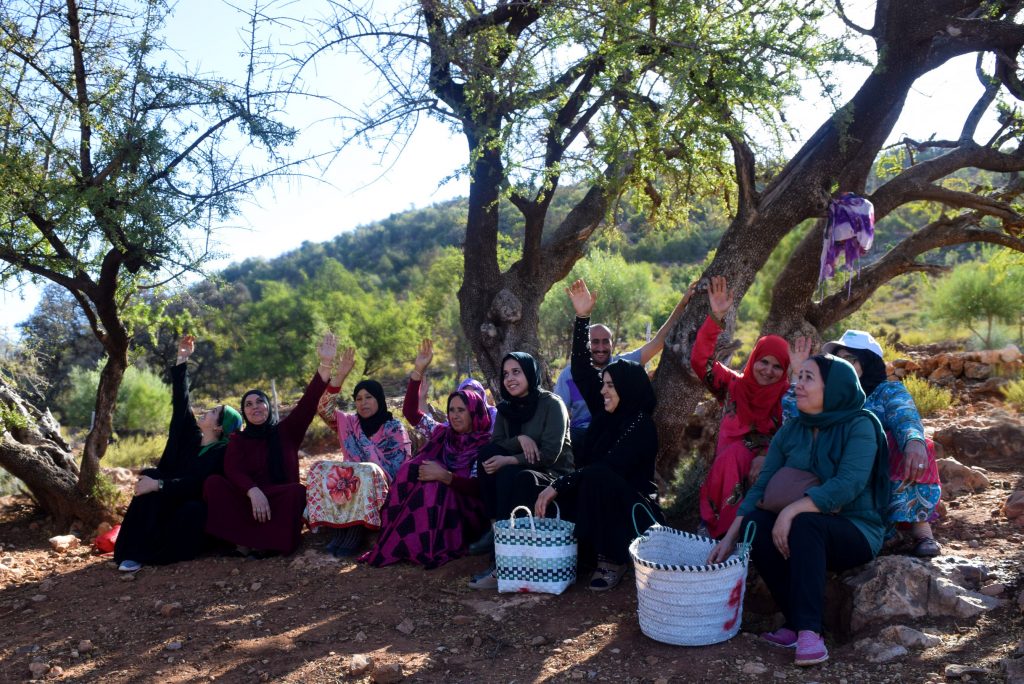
[114, 335, 243, 573]
[709, 354, 889, 667]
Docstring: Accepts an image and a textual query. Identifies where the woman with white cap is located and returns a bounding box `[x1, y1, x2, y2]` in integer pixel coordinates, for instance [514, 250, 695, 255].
[785, 330, 941, 557]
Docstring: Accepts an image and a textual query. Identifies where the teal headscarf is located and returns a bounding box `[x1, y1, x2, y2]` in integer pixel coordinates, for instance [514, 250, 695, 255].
[197, 405, 243, 458]
[797, 355, 890, 518]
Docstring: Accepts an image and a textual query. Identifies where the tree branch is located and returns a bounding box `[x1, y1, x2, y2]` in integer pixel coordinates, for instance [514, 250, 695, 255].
[809, 215, 1024, 329]
[834, 0, 874, 36]
[65, 0, 93, 180]
[960, 55, 1001, 142]
[726, 131, 758, 218]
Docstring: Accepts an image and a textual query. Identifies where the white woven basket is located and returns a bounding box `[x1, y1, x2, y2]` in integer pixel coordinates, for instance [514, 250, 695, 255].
[629, 511, 754, 646]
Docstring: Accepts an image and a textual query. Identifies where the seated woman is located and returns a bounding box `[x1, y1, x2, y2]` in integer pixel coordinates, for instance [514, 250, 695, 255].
[785, 330, 941, 557]
[691, 275, 790, 538]
[114, 335, 243, 572]
[402, 338, 496, 438]
[468, 351, 574, 590]
[709, 354, 889, 667]
[204, 332, 336, 557]
[305, 347, 412, 556]
[533, 279, 665, 590]
[361, 371, 492, 568]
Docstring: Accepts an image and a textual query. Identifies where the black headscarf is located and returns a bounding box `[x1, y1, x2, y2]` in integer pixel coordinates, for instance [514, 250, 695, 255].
[238, 389, 286, 484]
[834, 345, 887, 397]
[496, 352, 542, 431]
[353, 380, 393, 438]
[583, 359, 657, 462]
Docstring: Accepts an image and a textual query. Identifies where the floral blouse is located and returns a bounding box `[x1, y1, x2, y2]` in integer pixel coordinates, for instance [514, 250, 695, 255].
[318, 388, 412, 482]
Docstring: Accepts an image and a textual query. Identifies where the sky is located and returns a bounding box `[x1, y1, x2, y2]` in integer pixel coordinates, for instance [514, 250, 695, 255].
[0, 0, 1007, 335]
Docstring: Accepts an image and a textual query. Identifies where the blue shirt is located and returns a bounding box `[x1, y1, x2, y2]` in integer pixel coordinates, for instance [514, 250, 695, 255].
[553, 347, 643, 429]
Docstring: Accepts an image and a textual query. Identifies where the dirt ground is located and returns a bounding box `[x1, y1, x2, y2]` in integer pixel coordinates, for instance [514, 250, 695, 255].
[1, 412, 1022, 683]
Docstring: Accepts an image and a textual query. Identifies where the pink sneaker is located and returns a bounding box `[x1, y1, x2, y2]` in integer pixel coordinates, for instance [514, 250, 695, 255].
[794, 630, 828, 666]
[760, 627, 797, 648]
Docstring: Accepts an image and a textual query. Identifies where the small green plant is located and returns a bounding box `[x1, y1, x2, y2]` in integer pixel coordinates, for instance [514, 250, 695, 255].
[662, 448, 708, 529]
[1001, 378, 1024, 412]
[902, 375, 954, 417]
[103, 434, 167, 469]
[0, 402, 28, 433]
[89, 472, 127, 510]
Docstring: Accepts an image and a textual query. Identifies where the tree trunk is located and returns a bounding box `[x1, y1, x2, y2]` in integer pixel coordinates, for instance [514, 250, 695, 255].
[0, 377, 109, 529]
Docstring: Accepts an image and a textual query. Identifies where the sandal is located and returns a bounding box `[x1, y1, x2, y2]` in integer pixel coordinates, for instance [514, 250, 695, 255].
[912, 536, 941, 558]
[589, 558, 627, 591]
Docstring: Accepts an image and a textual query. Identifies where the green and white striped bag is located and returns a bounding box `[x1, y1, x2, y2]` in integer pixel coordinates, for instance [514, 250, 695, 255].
[494, 505, 577, 594]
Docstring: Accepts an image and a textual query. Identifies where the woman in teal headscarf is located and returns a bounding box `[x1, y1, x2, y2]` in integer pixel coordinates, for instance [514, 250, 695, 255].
[709, 354, 889, 667]
[115, 335, 244, 572]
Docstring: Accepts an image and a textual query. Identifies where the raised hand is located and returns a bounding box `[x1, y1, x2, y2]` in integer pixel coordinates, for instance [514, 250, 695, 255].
[176, 334, 196, 364]
[338, 347, 356, 378]
[317, 331, 338, 365]
[707, 276, 734, 320]
[413, 338, 434, 377]
[566, 278, 597, 318]
[789, 336, 813, 373]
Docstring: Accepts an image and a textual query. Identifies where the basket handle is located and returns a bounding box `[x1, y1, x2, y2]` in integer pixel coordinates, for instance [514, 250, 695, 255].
[737, 520, 757, 559]
[509, 502, 561, 533]
[631, 502, 659, 537]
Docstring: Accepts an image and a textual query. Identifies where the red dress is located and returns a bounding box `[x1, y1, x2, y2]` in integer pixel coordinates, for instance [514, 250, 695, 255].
[204, 372, 327, 554]
[691, 316, 790, 538]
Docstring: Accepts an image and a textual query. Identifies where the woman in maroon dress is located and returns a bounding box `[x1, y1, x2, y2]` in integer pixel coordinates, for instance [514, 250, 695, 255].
[204, 333, 336, 556]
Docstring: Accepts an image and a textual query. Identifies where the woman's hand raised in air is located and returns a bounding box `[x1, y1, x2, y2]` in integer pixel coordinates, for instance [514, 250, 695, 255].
[788, 336, 813, 376]
[566, 279, 597, 318]
[707, 276, 734, 321]
[412, 338, 433, 380]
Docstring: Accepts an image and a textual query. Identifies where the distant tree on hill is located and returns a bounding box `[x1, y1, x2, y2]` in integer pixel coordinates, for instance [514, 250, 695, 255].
[0, 0, 298, 526]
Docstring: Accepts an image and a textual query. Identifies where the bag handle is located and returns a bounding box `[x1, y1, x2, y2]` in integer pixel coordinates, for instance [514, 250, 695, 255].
[736, 520, 757, 559]
[631, 502, 659, 537]
[509, 502, 562, 533]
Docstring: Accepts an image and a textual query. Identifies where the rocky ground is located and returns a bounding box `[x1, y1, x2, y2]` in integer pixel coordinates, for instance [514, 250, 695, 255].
[0, 404, 1022, 683]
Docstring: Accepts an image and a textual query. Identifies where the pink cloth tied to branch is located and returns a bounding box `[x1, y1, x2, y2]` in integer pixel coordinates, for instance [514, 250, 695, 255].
[819, 192, 875, 293]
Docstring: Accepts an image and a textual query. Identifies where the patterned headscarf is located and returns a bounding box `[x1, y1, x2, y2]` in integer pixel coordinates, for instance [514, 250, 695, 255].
[418, 390, 492, 476]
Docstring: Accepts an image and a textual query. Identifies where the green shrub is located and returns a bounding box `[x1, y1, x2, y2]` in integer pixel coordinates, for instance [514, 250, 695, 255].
[89, 472, 127, 510]
[103, 434, 167, 469]
[662, 449, 708, 529]
[1001, 378, 1024, 412]
[60, 364, 172, 431]
[902, 375, 954, 417]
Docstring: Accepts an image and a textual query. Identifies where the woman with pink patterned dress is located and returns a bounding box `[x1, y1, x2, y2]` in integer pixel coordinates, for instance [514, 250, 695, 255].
[360, 347, 492, 568]
[305, 348, 412, 556]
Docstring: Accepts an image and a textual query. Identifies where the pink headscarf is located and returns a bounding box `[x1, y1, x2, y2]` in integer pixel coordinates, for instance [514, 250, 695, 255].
[416, 389, 492, 476]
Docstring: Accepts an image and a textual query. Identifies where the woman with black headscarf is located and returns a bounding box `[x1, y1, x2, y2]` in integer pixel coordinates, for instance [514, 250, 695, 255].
[466, 349, 574, 589]
[531, 279, 666, 590]
[305, 347, 412, 556]
[204, 333, 337, 557]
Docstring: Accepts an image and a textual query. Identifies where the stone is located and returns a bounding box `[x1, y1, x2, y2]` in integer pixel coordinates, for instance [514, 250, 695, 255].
[963, 361, 991, 379]
[944, 664, 988, 677]
[48, 535, 79, 553]
[159, 602, 182, 617]
[105, 467, 135, 485]
[78, 639, 93, 653]
[878, 625, 942, 649]
[165, 641, 183, 651]
[742, 662, 769, 674]
[355, 631, 367, 642]
[349, 654, 373, 676]
[948, 356, 965, 375]
[842, 555, 1000, 633]
[31, 594, 47, 603]
[1004, 491, 1024, 521]
[28, 662, 48, 679]
[396, 618, 415, 635]
[49, 665, 64, 677]
[928, 366, 956, 383]
[95, 521, 112, 536]
[854, 638, 907, 663]
[1003, 656, 1024, 684]
[570, 672, 585, 681]
[1001, 344, 1022, 363]
[980, 583, 1006, 596]
[451, 615, 473, 626]
[937, 457, 991, 495]
[932, 420, 1024, 466]
[371, 662, 404, 683]
[530, 636, 547, 646]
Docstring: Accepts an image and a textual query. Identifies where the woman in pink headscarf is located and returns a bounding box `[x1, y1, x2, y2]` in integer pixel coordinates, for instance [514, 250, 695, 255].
[361, 384, 492, 568]
[691, 276, 791, 538]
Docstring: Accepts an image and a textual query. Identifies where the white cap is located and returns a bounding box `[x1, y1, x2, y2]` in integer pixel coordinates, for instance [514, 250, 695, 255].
[821, 330, 884, 360]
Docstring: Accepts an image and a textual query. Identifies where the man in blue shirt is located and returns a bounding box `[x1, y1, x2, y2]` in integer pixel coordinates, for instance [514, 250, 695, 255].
[554, 282, 694, 447]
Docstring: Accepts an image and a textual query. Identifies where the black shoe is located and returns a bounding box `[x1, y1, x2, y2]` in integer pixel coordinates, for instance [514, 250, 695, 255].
[330, 527, 365, 557]
[468, 529, 494, 556]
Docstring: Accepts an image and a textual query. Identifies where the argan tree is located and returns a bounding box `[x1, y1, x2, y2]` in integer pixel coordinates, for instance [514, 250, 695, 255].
[0, 0, 297, 525]
[319, 0, 1024, 478]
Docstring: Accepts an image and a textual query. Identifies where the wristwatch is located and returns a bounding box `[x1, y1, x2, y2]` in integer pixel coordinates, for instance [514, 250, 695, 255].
[157, 479, 164, 491]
